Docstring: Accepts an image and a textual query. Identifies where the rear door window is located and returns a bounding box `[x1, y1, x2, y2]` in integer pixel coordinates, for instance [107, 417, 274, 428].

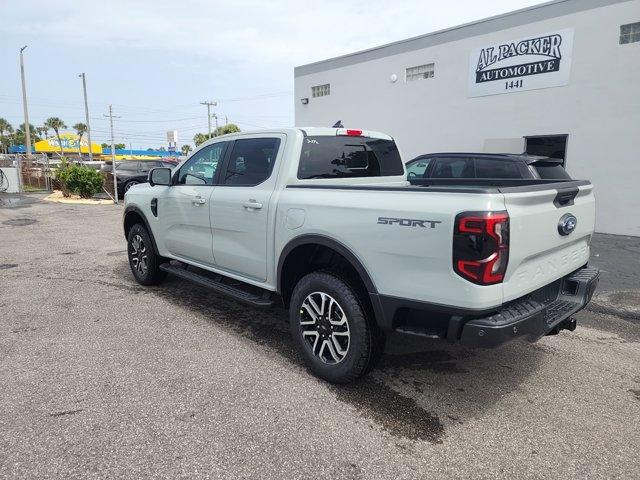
[431, 158, 474, 178]
[474, 158, 521, 178]
[298, 136, 403, 179]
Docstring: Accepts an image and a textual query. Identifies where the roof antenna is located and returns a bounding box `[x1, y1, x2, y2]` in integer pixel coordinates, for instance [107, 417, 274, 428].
[332, 120, 344, 128]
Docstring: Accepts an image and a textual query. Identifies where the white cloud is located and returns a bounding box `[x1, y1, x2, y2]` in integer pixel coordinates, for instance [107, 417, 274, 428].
[0, 0, 544, 145]
[1, 0, 544, 66]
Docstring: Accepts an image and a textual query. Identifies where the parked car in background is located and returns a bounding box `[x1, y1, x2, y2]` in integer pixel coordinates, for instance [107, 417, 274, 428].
[406, 153, 571, 181]
[102, 160, 176, 196]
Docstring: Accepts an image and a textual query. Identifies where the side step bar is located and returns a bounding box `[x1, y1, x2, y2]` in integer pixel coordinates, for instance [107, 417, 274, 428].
[159, 263, 275, 308]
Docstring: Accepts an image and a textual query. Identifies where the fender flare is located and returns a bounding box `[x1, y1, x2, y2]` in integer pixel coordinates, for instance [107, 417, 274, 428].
[123, 205, 160, 254]
[276, 234, 377, 295]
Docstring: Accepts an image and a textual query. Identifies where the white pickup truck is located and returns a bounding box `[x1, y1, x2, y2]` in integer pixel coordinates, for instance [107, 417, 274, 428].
[123, 127, 599, 383]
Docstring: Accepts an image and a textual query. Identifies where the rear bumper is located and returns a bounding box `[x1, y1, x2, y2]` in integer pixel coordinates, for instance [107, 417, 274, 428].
[459, 266, 599, 347]
[371, 266, 599, 348]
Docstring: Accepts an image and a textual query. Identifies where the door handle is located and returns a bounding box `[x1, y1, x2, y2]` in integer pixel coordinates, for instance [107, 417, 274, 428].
[243, 199, 263, 210]
[192, 196, 206, 206]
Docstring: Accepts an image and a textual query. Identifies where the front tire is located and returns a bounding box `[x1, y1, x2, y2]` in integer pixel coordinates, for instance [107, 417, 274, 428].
[289, 271, 385, 383]
[124, 180, 140, 192]
[127, 224, 167, 286]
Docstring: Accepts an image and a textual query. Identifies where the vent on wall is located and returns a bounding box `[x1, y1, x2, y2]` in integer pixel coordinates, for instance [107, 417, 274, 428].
[620, 22, 640, 44]
[406, 63, 435, 82]
[312, 84, 330, 97]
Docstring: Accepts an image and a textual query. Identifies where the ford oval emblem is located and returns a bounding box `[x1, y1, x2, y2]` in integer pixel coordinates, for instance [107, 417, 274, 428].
[558, 213, 577, 236]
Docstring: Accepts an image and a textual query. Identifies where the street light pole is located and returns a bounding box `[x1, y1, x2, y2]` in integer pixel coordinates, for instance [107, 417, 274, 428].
[19, 46, 32, 158]
[79, 73, 93, 162]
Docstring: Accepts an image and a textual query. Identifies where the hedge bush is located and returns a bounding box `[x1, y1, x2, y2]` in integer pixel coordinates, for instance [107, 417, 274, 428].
[55, 161, 104, 198]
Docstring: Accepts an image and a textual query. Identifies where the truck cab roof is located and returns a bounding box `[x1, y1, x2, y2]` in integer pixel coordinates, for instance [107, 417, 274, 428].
[411, 152, 563, 165]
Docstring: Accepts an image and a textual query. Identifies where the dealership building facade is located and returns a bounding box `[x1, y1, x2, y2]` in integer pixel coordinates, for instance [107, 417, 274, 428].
[294, 0, 640, 235]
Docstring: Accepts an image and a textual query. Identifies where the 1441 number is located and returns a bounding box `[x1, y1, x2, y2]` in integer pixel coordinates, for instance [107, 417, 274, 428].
[505, 80, 523, 90]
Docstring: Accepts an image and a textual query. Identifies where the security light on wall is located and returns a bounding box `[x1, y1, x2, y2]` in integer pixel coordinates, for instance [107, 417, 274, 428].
[301, 97, 309, 105]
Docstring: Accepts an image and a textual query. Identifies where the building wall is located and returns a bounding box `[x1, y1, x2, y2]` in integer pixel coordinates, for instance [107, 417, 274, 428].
[294, 0, 640, 236]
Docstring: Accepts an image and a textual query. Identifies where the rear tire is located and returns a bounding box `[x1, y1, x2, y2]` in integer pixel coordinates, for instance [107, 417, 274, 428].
[289, 271, 385, 383]
[127, 224, 167, 286]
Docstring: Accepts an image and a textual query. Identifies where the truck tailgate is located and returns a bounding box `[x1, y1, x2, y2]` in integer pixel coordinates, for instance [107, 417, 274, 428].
[501, 182, 595, 302]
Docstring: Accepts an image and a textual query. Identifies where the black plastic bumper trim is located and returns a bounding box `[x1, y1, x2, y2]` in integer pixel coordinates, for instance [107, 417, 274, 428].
[459, 266, 599, 348]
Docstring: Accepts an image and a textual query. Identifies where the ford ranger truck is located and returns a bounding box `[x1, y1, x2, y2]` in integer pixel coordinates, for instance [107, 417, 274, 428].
[122, 128, 599, 383]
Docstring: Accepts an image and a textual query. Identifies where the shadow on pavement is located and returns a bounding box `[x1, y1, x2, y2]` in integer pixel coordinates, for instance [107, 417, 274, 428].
[114, 262, 544, 444]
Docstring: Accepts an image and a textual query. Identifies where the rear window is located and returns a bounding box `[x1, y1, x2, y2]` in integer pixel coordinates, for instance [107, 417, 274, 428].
[431, 158, 474, 178]
[475, 158, 521, 179]
[532, 162, 571, 180]
[117, 161, 139, 171]
[298, 136, 404, 179]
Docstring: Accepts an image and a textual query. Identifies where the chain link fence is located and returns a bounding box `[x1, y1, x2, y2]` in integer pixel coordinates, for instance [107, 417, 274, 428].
[0, 154, 53, 193]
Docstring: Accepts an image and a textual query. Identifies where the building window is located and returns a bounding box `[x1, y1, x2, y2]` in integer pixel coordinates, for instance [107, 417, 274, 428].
[620, 22, 640, 44]
[311, 84, 330, 97]
[405, 63, 434, 82]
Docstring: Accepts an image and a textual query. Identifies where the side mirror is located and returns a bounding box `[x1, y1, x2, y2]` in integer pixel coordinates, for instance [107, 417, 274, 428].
[149, 167, 172, 187]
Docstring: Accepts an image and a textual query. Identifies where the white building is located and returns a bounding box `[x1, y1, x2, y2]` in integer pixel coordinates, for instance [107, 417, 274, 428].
[294, 0, 640, 236]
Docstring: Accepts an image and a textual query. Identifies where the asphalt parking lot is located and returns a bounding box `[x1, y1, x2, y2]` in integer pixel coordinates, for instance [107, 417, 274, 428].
[1, 194, 639, 479]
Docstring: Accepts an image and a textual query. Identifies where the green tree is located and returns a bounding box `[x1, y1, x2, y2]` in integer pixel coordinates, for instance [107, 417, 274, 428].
[16, 122, 41, 143]
[9, 123, 42, 149]
[193, 124, 241, 147]
[114, 143, 126, 150]
[101, 143, 109, 149]
[0, 118, 13, 153]
[44, 117, 67, 157]
[213, 123, 240, 137]
[193, 132, 209, 147]
[73, 123, 88, 159]
[36, 126, 49, 141]
[181, 144, 192, 156]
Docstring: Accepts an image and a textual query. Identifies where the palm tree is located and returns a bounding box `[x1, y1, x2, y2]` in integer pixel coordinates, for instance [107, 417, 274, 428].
[73, 122, 87, 160]
[181, 144, 192, 156]
[16, 122, 42, 143]
[37, 126, 49, 141]
[44, 117, 67, 157]
[0, 118, 13, 153]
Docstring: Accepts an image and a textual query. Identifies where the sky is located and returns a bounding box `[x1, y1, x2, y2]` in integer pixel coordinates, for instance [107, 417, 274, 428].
[0, 0, 543, 149]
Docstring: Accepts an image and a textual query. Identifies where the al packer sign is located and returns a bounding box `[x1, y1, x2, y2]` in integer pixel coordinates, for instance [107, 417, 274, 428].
[468, 28, 574, 97]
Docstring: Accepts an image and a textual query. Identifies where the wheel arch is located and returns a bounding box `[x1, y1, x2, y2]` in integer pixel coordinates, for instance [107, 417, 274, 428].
[277, 234, 378, 307]
[123, 205, 159, 254]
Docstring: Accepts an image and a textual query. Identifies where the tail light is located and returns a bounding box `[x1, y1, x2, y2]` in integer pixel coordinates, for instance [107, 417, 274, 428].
[453, 211, 509, 285]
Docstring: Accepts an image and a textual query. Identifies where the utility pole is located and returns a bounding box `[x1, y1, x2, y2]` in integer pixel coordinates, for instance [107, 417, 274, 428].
[104, 105, 121, 204]
[200, 101, 217, 137]
[213, 113, 219, 131]
[19, 46, 32, 158]
[79, 73, 93, 162]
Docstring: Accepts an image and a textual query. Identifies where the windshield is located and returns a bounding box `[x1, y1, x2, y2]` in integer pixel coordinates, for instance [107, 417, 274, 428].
[298, 136, 404, 179]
